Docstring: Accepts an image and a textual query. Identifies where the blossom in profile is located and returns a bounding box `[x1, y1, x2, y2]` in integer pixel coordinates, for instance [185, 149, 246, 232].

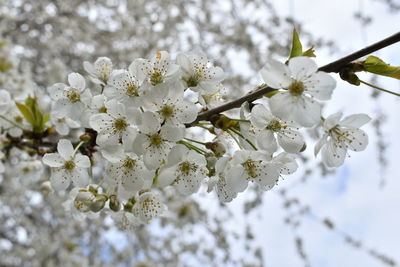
[177, 51, 224, 94]
[83, 57, 113, 85]
[314, 112, 370, 167]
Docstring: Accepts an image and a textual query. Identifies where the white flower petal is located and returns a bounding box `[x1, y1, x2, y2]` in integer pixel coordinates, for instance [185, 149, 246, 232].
[288, 57, 318, 81]
[75, 154, 91, 168]
[321, 139, 347, 167]
[260, 59, 291, 89]
[71, 168, 89, 187]
[305, 72, 336, 100]
[160, 125, 184, 142]
[57, 139, 74, 160]
[226, 165, 248, 193]
[42, 153, 64, 167]
[68, 72, 85, 90]
[292, 96, 321, 127]
[256, 131, 278, 152]
[50, 169, 71, 190]
[158, 166, 177, 187]
[269, 92, 295, 120]
[340, 114, 371, 128]
[314, 133, 328, 156]
[277, 130, 304, 153]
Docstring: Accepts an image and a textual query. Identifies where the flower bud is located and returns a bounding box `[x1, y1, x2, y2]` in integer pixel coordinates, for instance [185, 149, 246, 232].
[40, 181, 53, 195]
[74, 191, 93, 212]
[109, 195, 121, 212]
[89, 194, 107, 212]
[205, 142, 226, 157]
[79, 133, 92, 142]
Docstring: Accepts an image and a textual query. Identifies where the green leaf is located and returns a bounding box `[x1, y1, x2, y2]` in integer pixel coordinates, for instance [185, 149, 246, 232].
[42, 113, 50, 129]
[264, 90, 279, 98]
[362, 56, 400, 79]
[17, 96, 49, 133]
[289, 29, 303, 59]
[15, 102, 35, 125]
[301, 47, 316, 58]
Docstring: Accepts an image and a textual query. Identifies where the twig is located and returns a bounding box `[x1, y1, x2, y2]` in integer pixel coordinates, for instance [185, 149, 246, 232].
[190, 31, 400, 124]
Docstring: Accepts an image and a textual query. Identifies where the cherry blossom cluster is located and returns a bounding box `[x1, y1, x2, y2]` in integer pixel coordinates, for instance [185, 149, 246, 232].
[0, 51, 370, 228]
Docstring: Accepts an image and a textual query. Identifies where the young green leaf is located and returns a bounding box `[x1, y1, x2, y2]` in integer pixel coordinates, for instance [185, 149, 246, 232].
[289, 29, 303, 59]
[301, 47, 316, 58]
[362, 56, 400, 79]
[15, 102, 35, 126]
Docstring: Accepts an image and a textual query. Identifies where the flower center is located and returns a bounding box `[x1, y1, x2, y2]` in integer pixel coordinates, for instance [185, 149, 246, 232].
[122, 157, 136, 169]
[149, 133, 163, 147]
[266, 119, 282, 132]
[67, 89, 81, 102]
[126, 83, 138, 96]
[288, 80, 305, 96]
[178, 161, 197, 176]
[242, 159, 259, 179]
[113, 118, 128, 133]
[159, 105, 174, 119]
[185, 74, 201, 87]
[64, 160, 75, 170]
[150, 70, 164, 86]
[98, 106, 107, 113]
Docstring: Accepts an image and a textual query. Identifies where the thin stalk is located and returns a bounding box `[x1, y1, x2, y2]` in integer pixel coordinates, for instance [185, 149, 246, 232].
[360, 80, 400, 97]
[229, 127, 257, 150]
[73, 141, 85, 156]
[226, 129, 243, 149]
[184, 137, 207, 146]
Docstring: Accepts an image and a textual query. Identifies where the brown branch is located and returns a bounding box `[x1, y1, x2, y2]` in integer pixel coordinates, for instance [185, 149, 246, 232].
[191, 31, 400, 125]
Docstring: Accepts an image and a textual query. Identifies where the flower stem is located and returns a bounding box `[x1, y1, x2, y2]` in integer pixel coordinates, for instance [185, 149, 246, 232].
[359, 80, 400, 97]
[178, 140, 207, 155]
[226, 129, 243, 149]
[73, 141, 85, 156]
[184, 137, 207, 146]
[229, 127, 257, 150]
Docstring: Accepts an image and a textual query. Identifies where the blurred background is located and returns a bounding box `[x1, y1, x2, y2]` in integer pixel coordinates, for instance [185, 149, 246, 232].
[0, 0, 399, 266]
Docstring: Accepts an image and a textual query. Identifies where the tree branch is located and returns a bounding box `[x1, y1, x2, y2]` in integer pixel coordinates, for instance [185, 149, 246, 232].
[191, 31, 400, 125]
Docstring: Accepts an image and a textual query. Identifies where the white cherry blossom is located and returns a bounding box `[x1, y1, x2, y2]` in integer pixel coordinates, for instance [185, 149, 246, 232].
[49, 72, 92, 120]
[250, 103, 304, 153]
[83, 57, 113, 85]
[227, 150, 282, 192]
[89, 99, 139, 148]
[158, 144, 208, 195]
[42, 139, 90, 190]
[143, 86, 198, 126]
[133, 112, 184, 169]
[105, 153, 154, 194]
[177, 51, 224, 93]
[315, 112, 370, 167]
[133, 191, 166, 224]
[50, 111, 80, 136]
[133, 51, 180, 91]
[208, 156, 239, 202]
[104, 68, 143, 105]
[261, 57, 336, 127]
